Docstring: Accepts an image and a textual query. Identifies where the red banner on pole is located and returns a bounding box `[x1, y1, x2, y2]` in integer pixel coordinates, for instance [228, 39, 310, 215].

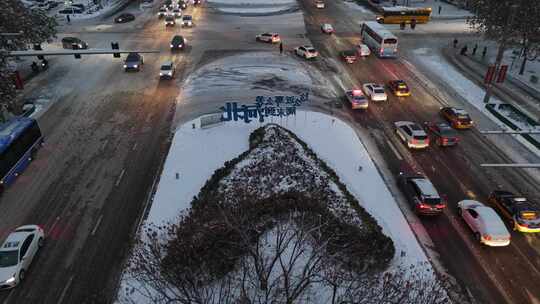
[496, 65, 508, 83]
[484, 65, 496, 84]
[13, 71, 23, 90]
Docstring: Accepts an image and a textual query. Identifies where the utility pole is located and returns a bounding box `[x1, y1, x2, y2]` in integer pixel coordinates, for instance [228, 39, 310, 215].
[482, 4, 519, 104]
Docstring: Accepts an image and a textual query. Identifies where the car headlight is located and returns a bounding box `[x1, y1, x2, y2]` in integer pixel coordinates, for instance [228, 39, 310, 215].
[5, 277, 15, 284]
[159, 72, 163, 76]
[78, 44, 83, 48]
[168, 72, 172, 75]
[123, 64, 127, 68]
[170, 44, 174, 47]
[133, 65, 138, 68]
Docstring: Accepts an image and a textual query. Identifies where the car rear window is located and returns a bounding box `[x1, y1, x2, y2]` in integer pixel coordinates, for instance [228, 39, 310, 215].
[161, 65, 172, 70]
[424, 197, 441, 206]
[414, 135, 428, 140]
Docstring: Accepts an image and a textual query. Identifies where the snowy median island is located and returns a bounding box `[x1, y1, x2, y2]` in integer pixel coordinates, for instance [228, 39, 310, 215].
[118, 112, 448, 303]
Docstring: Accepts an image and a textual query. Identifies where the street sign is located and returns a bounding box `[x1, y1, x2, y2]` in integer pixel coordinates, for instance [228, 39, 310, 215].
[496, 65, 508, 83]
[220, 93, 309, 123]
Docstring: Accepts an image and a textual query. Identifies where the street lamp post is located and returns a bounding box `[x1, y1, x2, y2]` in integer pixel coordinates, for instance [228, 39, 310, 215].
[482, 4, 519, 104]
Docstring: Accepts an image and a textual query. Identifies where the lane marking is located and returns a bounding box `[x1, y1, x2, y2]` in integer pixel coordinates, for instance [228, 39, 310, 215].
[2, 289, 14, 304]
[58, 275, 74, 304]
[48, 216, 61, 235]
[115, 169, 125, 187]
[386, 139, 403, 160]
[132, 142, 138, 151]
[91, 215, 103, 236]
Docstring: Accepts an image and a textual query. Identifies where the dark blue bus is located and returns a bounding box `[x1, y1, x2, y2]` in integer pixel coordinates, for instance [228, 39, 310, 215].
[0, 117, 44, 192]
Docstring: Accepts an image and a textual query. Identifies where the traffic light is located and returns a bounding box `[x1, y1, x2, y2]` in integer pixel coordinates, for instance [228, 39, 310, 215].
[111, 42, 120, 58]
[72, 44, 81, 59]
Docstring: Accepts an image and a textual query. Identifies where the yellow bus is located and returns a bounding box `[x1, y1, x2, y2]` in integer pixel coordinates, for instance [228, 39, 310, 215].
[376, 7, 432, 24]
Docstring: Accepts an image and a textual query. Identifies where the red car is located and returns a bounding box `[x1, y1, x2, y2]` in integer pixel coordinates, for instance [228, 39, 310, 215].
[440, 107, 474, 129]
[424, 122, 459, 147]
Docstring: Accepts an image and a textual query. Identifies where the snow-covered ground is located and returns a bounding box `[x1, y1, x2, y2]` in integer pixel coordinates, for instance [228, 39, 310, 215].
[413, 49, 540, 157]
[117, 110, 432, 303]
[152, 111, 429, 263]
[207, 0, 298, 15]
[501, 49, 540, 94]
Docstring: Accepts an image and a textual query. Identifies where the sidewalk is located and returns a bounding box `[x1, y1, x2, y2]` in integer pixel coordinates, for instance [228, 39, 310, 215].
[442, 44, 540, 124]
[365, 0, 472, 19]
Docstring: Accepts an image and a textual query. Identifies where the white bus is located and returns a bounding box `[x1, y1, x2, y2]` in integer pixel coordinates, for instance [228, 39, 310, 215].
[360, 21, 398, 58]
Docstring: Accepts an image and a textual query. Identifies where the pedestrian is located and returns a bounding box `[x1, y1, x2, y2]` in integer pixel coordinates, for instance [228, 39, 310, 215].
[410, 19, 416, 30]
[453, 38, 458, 48]
[400, 21, 406, 30]
[460, 45, 468, 56]
[279, 42, 283, 55]
[66, 14, 71, 23]
[438, 5, 442, 14]
[482, 46, 487, 58]
[472, 44, 478, 56]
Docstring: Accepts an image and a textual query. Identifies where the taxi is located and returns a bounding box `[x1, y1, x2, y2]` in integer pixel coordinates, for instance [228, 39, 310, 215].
[440, 107, 474, 129]
[388, 80, 411, 97]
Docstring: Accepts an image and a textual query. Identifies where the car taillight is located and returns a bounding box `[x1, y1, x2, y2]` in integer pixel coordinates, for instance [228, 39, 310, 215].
[436, 204, 446, 209]
[411, 138, 417, 145]
[483, 235, 492, 241]
[418, 203, 430, 209]
[517, 221, 528, 228]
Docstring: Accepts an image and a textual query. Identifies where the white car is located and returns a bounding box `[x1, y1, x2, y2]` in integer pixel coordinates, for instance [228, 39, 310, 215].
[362, 83, 387, 101]
[256, 33, 281, 43]
[345, 89, 368, 110]
[394, 121, 430, 149]
[356, 43, 371, 57]
[315, 0, 325, 8]
[458, 200, 511, 247]
[159, 61, 176, 79]
[321, 23, 334, 34]
[295, 45, 318, 59]
[182, 15, 193, 27]
[0, 225, 45, 289]
[172, 8, 182, 18]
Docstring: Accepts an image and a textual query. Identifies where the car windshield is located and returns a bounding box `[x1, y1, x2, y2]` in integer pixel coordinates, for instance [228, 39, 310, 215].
[161, 65, 172, 70]
[184, 16, 192, 20]
[0, 250, 18, 267]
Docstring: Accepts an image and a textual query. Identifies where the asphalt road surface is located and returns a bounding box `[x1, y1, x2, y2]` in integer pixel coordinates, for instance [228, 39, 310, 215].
[1, 0, 540, 303]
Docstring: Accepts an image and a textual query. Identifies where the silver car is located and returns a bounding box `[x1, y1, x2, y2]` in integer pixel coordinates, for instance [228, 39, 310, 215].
[362, 83, 387, 101]
[0, 225, 45, 289]
[394, 121, 430, 149]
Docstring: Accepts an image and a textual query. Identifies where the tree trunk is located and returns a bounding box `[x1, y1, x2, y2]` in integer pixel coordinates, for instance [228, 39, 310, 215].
[519, 45, 528, 75]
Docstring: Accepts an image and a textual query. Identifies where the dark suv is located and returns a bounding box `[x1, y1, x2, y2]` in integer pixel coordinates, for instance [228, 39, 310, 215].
[61, 37, 88, 49]
[398, 171, 446, 215]
[124, 52, 143, 71]
[170, 35, 185, 50]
